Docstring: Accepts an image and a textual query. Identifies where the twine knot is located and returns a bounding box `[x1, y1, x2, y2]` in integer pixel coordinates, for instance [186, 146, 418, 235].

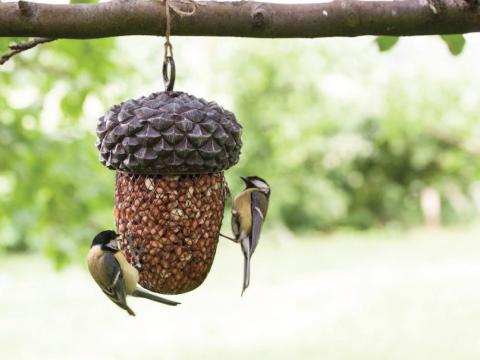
[163, 0, 198, 58]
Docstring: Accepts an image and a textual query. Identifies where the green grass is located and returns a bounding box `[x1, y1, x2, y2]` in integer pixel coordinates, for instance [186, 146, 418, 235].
[2, 226, 480, 359]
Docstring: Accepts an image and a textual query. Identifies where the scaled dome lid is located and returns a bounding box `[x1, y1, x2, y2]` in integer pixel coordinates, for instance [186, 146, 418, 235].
[96, 91, 243, 175]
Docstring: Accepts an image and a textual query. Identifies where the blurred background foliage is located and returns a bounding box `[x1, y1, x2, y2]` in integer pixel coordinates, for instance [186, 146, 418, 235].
[1, 33, 480, 266]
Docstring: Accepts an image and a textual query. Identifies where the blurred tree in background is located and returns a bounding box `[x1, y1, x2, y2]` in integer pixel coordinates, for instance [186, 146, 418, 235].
[1, 34, 480, 266]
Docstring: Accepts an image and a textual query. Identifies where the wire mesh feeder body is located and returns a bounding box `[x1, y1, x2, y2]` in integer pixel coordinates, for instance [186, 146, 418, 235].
[115, 172, 226, 294]
[97, 91, 242, 294]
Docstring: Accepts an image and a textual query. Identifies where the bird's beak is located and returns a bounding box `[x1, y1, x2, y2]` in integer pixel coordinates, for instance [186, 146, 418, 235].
[240, 176, 249, 184]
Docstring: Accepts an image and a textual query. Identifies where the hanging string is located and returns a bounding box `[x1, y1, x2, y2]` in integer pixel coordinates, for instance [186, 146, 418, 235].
[164, 0, 197, 57]
[162, 0, 198, 91]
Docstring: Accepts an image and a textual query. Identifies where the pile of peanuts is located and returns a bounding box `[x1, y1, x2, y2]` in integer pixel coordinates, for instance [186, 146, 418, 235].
[115, 172, 226, 294]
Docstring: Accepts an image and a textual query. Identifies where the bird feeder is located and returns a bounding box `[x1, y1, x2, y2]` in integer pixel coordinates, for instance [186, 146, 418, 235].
[96, 89, 242, 294]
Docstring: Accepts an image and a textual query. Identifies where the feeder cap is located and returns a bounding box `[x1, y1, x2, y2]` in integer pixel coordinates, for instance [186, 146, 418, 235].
[96, 91, 243, 174]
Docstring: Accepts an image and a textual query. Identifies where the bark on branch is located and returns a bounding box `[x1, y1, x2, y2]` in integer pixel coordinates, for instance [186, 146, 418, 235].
[0, 0, 479, 39]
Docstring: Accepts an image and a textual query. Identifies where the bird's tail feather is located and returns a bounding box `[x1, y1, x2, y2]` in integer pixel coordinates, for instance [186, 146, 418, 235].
[241, 238, 251, 296]
[126, 305, 136, 316]
[132, 288, 180, 306]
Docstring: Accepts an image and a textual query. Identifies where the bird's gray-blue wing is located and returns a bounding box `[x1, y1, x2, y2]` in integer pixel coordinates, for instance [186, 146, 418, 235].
[250, 191, 267, 253]
[96, 252, 135, 316]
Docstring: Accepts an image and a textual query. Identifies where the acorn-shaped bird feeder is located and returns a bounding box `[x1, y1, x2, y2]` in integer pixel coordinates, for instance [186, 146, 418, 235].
[96, 89, 242, 294]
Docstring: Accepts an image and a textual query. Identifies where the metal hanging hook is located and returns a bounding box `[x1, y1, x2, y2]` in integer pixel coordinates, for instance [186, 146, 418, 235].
[163, 54, 176, 91]
[163, 1, 176, 92]
[161, 0, 197, 92]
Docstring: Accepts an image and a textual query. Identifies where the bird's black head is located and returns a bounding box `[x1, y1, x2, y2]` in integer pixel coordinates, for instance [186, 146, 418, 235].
[91, 230, 119, 252]
[241, 176, 271, 197]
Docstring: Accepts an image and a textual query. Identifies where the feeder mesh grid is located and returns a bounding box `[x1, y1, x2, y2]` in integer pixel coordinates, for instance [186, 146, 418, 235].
[114, 172, 226, 294]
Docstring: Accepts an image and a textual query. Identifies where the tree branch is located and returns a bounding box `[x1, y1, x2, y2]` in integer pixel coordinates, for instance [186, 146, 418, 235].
[0, 37, 54, 65]
[0, 0, 479, 39]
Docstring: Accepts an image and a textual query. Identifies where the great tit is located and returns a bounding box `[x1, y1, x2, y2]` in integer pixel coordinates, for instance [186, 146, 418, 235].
[87, 230, 180, 316]
[230, 176, 271, 295]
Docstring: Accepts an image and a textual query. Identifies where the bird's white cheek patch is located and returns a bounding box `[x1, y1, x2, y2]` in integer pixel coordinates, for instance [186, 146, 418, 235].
[252, 180, 268, 190]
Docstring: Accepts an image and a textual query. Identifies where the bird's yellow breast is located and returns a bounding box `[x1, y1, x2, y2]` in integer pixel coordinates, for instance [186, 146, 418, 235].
[114, 251, 139, 294]
[87, 246, 113, 288]
[233, 189, 256, 235]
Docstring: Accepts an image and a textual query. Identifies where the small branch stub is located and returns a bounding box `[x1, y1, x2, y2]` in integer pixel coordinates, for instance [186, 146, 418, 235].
[18, 1, 35, 17]
[0, 37, 54, 65]
[251, 5, 271, 31]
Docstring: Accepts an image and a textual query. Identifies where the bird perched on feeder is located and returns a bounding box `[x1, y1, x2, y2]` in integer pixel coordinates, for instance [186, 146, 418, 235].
[87, 230, 180, 316]
[230, 176, 271, 295]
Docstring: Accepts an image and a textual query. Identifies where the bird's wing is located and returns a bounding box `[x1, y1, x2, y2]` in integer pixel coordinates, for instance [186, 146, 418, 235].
[97, 252, 135, 316]
[231, 204, 241, 240]
[250, 191, 267, 254]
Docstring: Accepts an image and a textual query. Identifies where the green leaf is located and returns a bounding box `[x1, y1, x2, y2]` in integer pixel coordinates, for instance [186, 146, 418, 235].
[375, 36, 399, 52]
[440, 35, 466, 56]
